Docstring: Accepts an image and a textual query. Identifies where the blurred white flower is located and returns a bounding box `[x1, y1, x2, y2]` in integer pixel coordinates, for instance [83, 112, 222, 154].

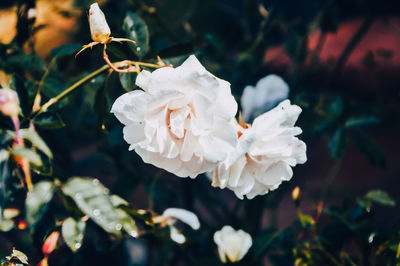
[153, 208, 200, 244]
[111, 55, 238, 178]
[89, 3, 111, 43]
[213, 226, 252, 263]
[241, 74, 289, 122]
[0, 88, 19, 117]
[211, 100, 307, 199]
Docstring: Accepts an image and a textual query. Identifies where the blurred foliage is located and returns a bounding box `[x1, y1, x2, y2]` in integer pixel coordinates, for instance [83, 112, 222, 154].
[0, 0, 399, 265]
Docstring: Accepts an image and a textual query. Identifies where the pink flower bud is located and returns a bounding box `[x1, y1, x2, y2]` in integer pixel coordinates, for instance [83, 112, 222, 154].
[0, 88, 19, 117]
[42, 231, 60, 256]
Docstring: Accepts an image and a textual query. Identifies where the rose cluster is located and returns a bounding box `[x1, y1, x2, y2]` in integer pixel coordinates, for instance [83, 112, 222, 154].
[111, 55, 306, 199]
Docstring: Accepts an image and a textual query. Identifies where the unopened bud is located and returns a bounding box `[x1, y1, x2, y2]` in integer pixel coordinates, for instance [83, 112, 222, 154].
[291, 186, 301, 205]
[0, 88, 19, 117]
[42, 231, 60, 256]
[89, 3, 111, 43]
[17, 220, 27, 230]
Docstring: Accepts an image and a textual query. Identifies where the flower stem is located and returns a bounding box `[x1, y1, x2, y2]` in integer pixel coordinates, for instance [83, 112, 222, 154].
[30, 60, 163, 121]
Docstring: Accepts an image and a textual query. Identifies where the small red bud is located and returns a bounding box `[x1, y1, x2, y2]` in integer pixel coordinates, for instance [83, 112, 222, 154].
[42, 231, 60, 256]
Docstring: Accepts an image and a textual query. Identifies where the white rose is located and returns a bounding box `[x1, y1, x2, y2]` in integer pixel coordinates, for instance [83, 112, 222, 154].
[213, 225, 252, 263]
[211, 100, 307, 199]
[89, 3, 111, 43]
[241, 74, 289, 122]
[153, 208, 200, 244]
[111, 55, 238, 178]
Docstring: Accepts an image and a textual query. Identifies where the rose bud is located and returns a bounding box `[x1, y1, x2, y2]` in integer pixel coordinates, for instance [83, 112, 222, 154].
[89, 3, 111, 43]
[291, 186, 301, 207]
[0, 88, 19, 117]
[42, 231, 60, 256]
[213, 226, 252, 263]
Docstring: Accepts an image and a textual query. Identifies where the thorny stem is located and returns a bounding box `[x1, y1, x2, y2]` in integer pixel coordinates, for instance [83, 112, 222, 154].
[32, 57, 57, 112]
[30, 60, 163, 121]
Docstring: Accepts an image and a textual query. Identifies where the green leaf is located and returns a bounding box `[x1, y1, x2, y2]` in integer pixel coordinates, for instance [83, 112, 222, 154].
[25, 181, 55, 227]
[0, 217, 14, 232]
[364, 190, 395, 206]
[352, 130, 385, 168]
[34, 112, 65, 129]
[298, 213, 315, 228]
[119, 72, 137, 91]
[110, 194, 129, 207]
[61, 217, 86, 252]
[123, 12, 149, 57]
[19, 129, 52, 159]
[329, 96, 344, 118]
[109, 194, 138, 237]
[115, 209, 138, 238]
[61, 177, 123, 235]
[9, 249, 29, 264]
[329, 128, 347, 160]
[345, 116, 380, 128]
[30, 154, 53, 176]
[51, 43, 82, 58]
[10, 147, 42, 166]
[41, 77, 65, 98]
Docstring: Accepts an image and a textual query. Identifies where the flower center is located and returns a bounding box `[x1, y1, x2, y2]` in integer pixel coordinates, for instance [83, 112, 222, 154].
[166, 105, 192, 140]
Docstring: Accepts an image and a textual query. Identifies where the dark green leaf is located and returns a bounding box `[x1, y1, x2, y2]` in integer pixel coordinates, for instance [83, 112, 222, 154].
[6, 54, 46, 77]
[158, 42, 196, 59]
[352, 130, 385, 168]
[94, 79, 109, 128]
[25, 181, 55, 227]
[119, 72, 137, 91]
[329, 128, 347, 160]
[10, 147, 42, 166]
[0, 130, 15, 145]
[41, 77, 65, 98]
[253, 229, 279, 259]
[345, 116, 380, 128]
[0, 150, 10, 218]
[106, 42, 134, 60]
[19, 129, 52, 159]
[61, 177, 122, 235]
[123, 12, 149, 57]
[10, 75, 31, 117]
[329, 96, 344, 118]
[62, 217, 86, 252]
[365, 190, 395, 206]
[51, 44, 82, 58]
[34, 112, 65, 129]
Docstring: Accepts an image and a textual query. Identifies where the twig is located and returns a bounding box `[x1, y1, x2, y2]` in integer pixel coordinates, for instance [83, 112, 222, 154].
[329, 15, 374, 84]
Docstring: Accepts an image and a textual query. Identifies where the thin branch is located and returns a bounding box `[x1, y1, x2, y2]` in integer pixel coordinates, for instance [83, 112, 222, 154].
[329, 15, 374, 84]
